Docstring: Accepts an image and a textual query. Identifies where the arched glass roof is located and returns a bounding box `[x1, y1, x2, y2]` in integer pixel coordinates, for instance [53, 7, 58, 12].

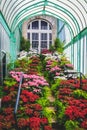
[0, 0, 87, 37]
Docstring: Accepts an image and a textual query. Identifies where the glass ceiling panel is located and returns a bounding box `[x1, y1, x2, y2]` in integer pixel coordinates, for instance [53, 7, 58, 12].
[0, 0, 87, 37]
[48, 0, 86, 30]
[45, 6, 77, 35]
[13, 11, 43, 32]
[8, 2, 45, 27]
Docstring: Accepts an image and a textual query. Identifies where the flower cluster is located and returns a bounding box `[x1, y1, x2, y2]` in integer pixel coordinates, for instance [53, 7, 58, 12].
[28, 56, 41, 74]
[59, 87, 73, 95]
[65, 98, 87, 128]
[2, 95, 12, 103]
[21, 90, 39, 103]
[65, 63, 74, 69]
[41, 49, 52, 54]
[60, 79, 80, 89]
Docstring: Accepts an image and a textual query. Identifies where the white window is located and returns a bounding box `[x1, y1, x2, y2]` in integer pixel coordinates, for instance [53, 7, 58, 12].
[27, 19, 52, 53]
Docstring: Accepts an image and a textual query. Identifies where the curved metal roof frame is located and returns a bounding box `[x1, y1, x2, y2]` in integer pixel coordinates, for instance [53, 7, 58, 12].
[0, 0, 87, 37]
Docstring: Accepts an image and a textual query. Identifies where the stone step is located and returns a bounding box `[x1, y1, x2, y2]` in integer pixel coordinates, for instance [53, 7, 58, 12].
[47, 96, 55, 102]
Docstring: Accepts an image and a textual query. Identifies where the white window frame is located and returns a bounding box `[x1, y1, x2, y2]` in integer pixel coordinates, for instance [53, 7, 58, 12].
[27, 19, 52, 53]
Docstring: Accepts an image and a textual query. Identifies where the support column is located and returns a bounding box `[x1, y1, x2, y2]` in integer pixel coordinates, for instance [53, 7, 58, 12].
[10, 33, 16, 68]
[77, 34, 81, 72]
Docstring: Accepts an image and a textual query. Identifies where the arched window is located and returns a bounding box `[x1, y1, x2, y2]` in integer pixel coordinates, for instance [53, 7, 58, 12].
[27, 19, 52, 53]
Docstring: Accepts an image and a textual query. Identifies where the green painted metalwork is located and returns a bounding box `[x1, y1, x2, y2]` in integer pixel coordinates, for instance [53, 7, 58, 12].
[11, 1, 80, 35]
[64, 27, 87, 49]
[11, 3, 45, 31]
[64, 27, 87, 72]
[0, 12, 11, 37]
[10, 33, 16, 65]
[9, 1, 45, 28]
[77, 34, 81, 72]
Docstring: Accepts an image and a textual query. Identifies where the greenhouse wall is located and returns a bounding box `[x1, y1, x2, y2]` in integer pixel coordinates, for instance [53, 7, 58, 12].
[14, 27, 21, 57]
[0, 23, 10, 63]
[64, 34, 87, 75]
[0, 13, 21, 64]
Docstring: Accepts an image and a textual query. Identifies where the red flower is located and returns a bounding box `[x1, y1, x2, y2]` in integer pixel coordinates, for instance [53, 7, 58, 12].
[25, 108, 33, 115]
[44, 125, 52, 130]
[41, 117, 48, 125]
[2, 95, 11, 102]
[33, 104, 42, 111]
[3, 107, 13, 115]
[33, 111, 40, 117]
[18, 118, 28, 128]
[29, 117, 41, 129]
[81, 119, 87, 129]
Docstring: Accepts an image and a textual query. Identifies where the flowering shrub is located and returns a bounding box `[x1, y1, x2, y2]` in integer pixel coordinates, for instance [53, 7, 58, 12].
[29, 117, 41, 130]
[2, 95, 12, 103]
[21, 90, 39, 102]
[65, 63, 74, 69]
[44, 125, 52, 130]
[1, 54, 87, 130]
[41, 49, 52, 54]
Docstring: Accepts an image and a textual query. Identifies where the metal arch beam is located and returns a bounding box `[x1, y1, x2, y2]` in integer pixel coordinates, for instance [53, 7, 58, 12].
[3, 0, 44, 25]
[9, 0, 80, 35]
[0, 12, 11, 37]
[0, 1, 81, 34]
[46, 2, 80, 33]
[6, 0, 44, 22]
[10, 1, 80, 35]
[48, 0, 86, 30]
[1, 0, 87, 35]
[8, 1, 45, 28]
[12, 8, 75, 37]
[12, 9, 74, 41]
[58, 0, 85, 29]
[67, 0, 86, 26]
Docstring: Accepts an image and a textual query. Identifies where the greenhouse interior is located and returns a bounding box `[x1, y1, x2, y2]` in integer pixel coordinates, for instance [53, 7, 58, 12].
[0, 0, 87, 130]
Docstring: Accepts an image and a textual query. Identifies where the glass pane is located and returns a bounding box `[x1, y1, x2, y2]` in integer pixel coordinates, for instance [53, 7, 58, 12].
[41, 21, 47, 30]
[32, 33, 38, 40]
[49, 33, 52, 40]
[28, 24, 30, 29]
[41, 33, 47, 40]
[32, 21, 39, 29]
[49, 41, 52, 46]
[27, 33, 30, 39]
[41, 41, 47, 48]
[32, 41, 38, 48]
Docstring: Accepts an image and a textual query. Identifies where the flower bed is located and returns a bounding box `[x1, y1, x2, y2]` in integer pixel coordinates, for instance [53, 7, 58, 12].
[0, 53, 87, 130]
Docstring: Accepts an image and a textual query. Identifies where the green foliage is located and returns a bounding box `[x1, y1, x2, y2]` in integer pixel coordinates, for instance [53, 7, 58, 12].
[42, 107, 56, 123]
[54, 38, 64, 53]
[60, 54, 70, 66]
[49, 44, 55, 53]
[65, 120, 79, 130]
[20, 37, 30, 52]
[7, 62, 14, 71]
[39, 54, 46, 70]
[51, 78, 61, 94]
[36, 97, 50, 108]
[4, 78, 17, 87]
[43, 86, 52, 97]
[14, 59, 21, 68]
[0, 86, 5, 98]
[54, 100, 66, 125]
[49, 38, 64, 53]
[73, 89, 87, 99]
[51, 60, 58, 67]
[37, 65, 42, 74]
